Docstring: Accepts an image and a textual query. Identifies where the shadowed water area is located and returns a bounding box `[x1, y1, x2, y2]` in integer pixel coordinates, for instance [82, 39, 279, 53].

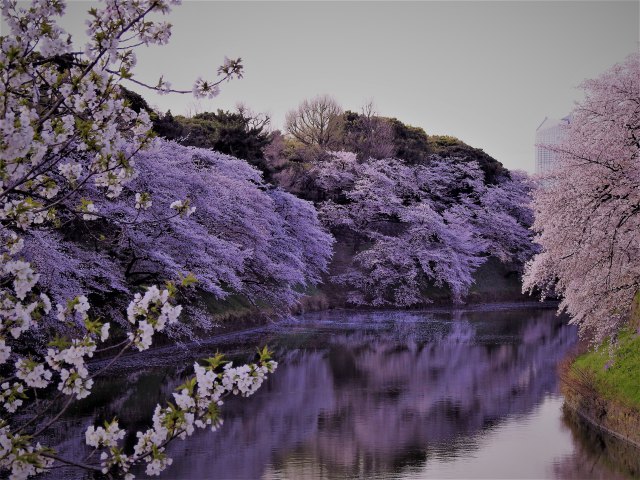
[45, 306, 640, 479]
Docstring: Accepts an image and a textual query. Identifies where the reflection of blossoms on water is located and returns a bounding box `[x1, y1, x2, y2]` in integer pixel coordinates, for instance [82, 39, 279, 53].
[44, 307, 591, 480]
[294, 312, 575, 477]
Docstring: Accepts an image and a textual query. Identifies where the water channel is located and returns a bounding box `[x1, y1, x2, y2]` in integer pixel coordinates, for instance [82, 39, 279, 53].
[46, 305, 640, 479]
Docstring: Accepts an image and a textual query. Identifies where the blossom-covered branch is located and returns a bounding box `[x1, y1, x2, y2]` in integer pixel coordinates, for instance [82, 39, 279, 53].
[0, 1, 284, 478]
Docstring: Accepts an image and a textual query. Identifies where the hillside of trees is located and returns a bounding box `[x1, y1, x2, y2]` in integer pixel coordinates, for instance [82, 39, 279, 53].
[133, 92, 536, 309]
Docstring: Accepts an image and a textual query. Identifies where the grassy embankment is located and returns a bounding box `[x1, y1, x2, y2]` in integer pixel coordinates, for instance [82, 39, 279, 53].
[561, 292, 640, 447]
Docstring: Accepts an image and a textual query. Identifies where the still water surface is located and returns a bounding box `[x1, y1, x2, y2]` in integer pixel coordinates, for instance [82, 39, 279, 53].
[48, 305, 640, 479]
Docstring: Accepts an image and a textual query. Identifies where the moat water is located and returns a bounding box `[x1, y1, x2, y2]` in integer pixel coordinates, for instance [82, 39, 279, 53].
[46, 305, 640, 479]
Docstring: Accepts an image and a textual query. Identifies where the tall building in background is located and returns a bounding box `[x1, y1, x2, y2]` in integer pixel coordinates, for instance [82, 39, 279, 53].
[535, 115, 571, 175]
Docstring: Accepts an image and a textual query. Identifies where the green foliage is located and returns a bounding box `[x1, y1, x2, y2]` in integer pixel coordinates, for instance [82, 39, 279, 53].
[342, 111, 360, 131]
[48, 335, 72, 349]
[630, 291, 640, 329]
[427, 136, 508, 185]
[257, 345, 272, 363]
[341, 110, 395, 160]
[176, 377, 197, 395]
[573, 328, 640, 408]
[152, 110, 186, 140]
[174, 115, 218, 149]
[427, 135, 463, 149]
[119, 86, 158, 121]
[380, 119, 508, 185]
[152, 109, 271, 169]
[387, 117, 431, 164]
[201, 353, 227, 370]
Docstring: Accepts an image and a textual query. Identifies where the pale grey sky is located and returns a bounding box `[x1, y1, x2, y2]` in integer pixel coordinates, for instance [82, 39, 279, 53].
[53, 1, 640, 171]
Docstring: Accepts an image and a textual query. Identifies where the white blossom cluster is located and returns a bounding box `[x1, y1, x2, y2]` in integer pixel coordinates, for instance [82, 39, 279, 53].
[80, 201, 99, 221]
[57, 163, 83, 183]
[0, 230, 111, 474]
[0, 202, 229, 480]
[0, 0, 237, 241]
[126, 286, 183, 351]
[86, 353, 277, 478]
[220, 362, 275, 397]
[193, 78, 221, 99]
[0, 383, 25, 413]
[169, 199, 196, 218]
[15, 359, 52, 389]
[1, 5, 150, 230]
[135, 192, 153, 210]
[0, 200, 48, 231]
[4, 260, 39, 301]
[0, 423, 53, 480]
[0, 234, 52, 363]
[86, 421, 126, 448]
[44, 297, 111, 399]
[0, 225, 187, 478]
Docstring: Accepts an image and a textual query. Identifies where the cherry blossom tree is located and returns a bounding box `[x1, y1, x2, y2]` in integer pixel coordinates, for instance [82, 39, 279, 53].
[21, 140, 334, 336]
[466, 169, 538, 268]
[523, 53, 640, 344]
[0, 1, 283, 478]
[314, 152, 536, 306]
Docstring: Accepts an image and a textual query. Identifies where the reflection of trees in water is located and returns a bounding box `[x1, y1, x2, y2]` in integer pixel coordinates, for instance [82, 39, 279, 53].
[42, 369, 182, 479]
[552, 406, 640, 480]
[164, 309, 577, 479]
[46, 308, 579, 479]
[290, 310, 576, 477]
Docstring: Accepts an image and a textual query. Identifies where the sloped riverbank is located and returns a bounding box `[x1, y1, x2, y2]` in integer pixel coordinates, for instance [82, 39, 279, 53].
[559, 295, 640, 463]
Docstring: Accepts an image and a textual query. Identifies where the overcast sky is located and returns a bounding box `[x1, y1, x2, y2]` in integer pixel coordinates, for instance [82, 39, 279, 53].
[59, 1, 640, 171]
